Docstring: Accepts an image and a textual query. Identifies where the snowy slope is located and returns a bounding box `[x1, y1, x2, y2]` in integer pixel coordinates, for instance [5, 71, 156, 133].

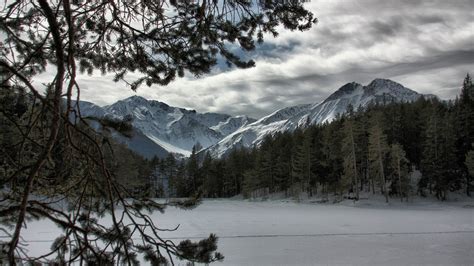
[208, 104, 312, 157]
[207, 78, 430, 157]
[103, 96, 255, 155]
[71, 99, 110, 120]
[70, 100, 169, 159]
[75, 96, 255, 157]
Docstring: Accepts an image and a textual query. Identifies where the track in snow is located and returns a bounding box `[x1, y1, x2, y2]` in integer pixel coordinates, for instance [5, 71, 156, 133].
[159, 230, 474, 240]
[19, 230, 474, 243]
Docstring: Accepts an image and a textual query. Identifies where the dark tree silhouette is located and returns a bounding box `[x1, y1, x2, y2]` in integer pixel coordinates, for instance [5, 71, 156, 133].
[0, 0, 316, 264]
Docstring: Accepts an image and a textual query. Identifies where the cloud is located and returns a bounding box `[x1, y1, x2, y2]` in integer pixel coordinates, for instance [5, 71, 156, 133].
[32, 0, 474, 118]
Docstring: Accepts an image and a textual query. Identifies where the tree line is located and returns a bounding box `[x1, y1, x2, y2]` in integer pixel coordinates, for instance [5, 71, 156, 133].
[160, 75, 474, 202]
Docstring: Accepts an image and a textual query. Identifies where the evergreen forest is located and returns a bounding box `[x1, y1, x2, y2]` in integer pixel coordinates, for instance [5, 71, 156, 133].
[150, 74, 474, 202]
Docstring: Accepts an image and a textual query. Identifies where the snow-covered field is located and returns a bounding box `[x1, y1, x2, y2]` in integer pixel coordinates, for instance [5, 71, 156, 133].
[14, 199, 474, 265]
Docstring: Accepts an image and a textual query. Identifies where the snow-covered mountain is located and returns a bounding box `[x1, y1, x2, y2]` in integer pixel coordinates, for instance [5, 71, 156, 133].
[207, 78, 431, 157]
[75, 78, 432, 159]
[76, 96, 255, 157]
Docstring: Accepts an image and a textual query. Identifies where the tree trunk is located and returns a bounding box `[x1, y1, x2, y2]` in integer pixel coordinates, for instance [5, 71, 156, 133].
[467, 174, 471, 197]
[369, 159, 375, 194]
[350, 125, 359, 200]
[377, 140, 388, 203]
[9, 0, 65, 263]
[307, 145, 311, 196]
[371, 176, 375, 194]
[397, 154, 403, 202]
[407, 172, 411, 203]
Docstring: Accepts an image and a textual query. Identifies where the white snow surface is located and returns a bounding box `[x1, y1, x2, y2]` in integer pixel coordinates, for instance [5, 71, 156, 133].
[207, 79, 432, 158]
[11, 198, 474, 265]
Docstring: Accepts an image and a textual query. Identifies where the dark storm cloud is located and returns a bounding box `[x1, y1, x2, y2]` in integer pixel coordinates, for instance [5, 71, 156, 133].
[415, 15, 446, 25]
[241, 49, 474, 106]
[61, 0, 473, 118]
[370, 20, 405, 38]
[283, 50, 474, 86]
[253, 41, 301, 59]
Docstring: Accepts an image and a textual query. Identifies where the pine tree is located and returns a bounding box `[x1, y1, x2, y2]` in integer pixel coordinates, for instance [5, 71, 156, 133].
[421, 105, 458, 200]
[292, 132, 314, 196]
[353, 110, 370, 194]
[460, 74, 474, 102]
[312, 126, 332, 201]
[421, 108, 441, 196]
[456, 73, 474, 196]
[219, 148, 251, 196]
[387, 104, 404, 145]
[258, 137, 277, 194]
[368, 114, 390, 202]
[187, 144, 202, 195]
[242, 169, 260, 198]
[436, 112, 459, 200]
[309, 127, 327, 197]
[390, 143, 410, 202]
[174, 160, 188, 197]
[201, 152, 224, 198]
[273, 132, 294, 192]
[400, 100, 424, 167]
[342, 119, 362, 200]
[321, 120, 344, 200]
[201, 152, 213, 197]
[466, 148, 474, 178]
[163, 154, 179, 196]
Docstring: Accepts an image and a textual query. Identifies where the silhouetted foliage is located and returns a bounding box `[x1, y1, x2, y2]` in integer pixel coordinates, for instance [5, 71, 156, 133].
[1, 0, 316, 263]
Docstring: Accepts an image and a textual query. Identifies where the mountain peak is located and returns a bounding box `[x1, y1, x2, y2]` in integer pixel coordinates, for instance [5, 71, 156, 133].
[325, 82, 363, 102]
[367, 78, 403, 88]
[370, 78, 394, 83]
[364, 78, 419, 99]
[120, 95, 174, 111]
[124, 95, 148, 102]
[206, 78, 431, 158]
[86, 95, 255, 156]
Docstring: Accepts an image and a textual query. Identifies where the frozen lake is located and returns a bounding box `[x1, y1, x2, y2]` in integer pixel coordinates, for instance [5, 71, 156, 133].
[17, 199, 474, 265]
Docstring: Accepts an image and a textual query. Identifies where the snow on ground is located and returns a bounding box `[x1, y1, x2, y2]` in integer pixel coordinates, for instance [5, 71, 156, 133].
[11, 198, 474, 265]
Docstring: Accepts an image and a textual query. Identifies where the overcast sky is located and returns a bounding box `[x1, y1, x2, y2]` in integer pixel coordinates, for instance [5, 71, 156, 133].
[35, 0, 474, 118]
